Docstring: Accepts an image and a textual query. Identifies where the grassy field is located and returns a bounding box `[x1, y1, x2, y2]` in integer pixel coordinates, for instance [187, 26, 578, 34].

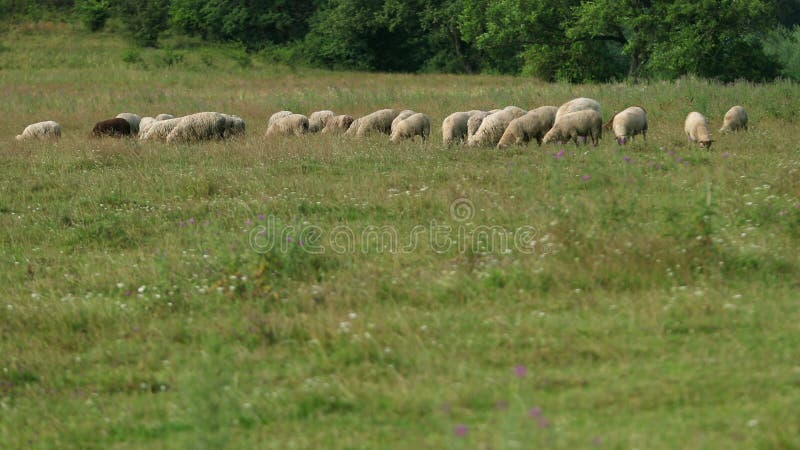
[2, 22, 800, 449]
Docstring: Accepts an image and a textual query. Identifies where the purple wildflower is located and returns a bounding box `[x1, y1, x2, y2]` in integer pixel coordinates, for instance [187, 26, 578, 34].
[258, 214, 265, 221]
[246, 219, 251, 226]
[536, 417, 551, 428]
[675, 157, 682, 163]
[287, 236, 293, 243]
[529, 406, 542, 418]
[668, 150, 675, 156]
[580, 136, 587, 143]
[581, 175, 591, 181]
[178, 221, 185, 227]
[514, 365, 527, 378]
[454, 424, 468, 437]
[623, 155, 631, 163]
[124, 290, 131, 297]
[298, 241, 304, 246]
[554, 149, 565, 160]
[722, 152, 730, 159]
[188, 218, 195, 225]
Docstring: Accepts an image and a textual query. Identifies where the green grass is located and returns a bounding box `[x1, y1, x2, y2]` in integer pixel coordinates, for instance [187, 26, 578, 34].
[2, 22, 800, 449]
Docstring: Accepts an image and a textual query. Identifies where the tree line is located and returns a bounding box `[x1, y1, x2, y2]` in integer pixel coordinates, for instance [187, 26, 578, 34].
[3, 0, 800, 82]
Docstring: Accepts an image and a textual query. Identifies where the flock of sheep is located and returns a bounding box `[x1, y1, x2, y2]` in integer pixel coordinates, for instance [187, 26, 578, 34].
[14, 98, 749, 150]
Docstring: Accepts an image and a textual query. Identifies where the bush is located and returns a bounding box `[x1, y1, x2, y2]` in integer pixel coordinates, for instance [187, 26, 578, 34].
[75, 0, 110, 32]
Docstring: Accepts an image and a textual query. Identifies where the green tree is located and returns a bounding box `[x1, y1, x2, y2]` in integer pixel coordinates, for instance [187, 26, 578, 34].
[117, 0, 170, 47]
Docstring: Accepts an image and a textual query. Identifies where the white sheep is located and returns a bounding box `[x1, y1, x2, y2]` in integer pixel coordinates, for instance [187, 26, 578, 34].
[354, 109, 401, 137]
[268, 111, 293, 128]
[605, 106, 647, 145]
[391, 110, 416, 134]
[542, 110, 603, 146]
[155, 114, 174, 121]
[497, 106, 558, 149]
[467, 111, 491, 141]
[116, 113, 142, 134]
[685, 112, 713, 148]
[719, 106, 748, 133]
[308, 110, 336, 133]
[15, 121, 61, 141]
[265, 114, 309, 137]
[138, 117, 157, 138]
[322, 115, 355, 134]
[554, 97, 601, 121]
[166, 112, 228, 144]
[390, 113, 430, 143]
[442, 112, 471, 145]
[467, 108, 526, 147]
[141, 117, 183, 142]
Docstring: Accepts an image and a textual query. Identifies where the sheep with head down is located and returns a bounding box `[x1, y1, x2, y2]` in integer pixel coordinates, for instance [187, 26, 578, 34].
[554, 97, 601, 122]
[322, 115, 355, 134]
[353, 109, 401, 137]
[138, 117, 157, 138]
[268, 111, 293, 128]
[685, 112, 713, 148]
[92, 118, 132, 138]
[542, 110, 602, 146]
[309, 110, 335, 133]
[719, 106, 748, 133]
[16, 121, 61, 141]
[391, 110, 416, 134]
[497, 106, 558, 149]
[604, 106, 647, 145]
[222, 114, 246, 138]
[166, 112, 228, 144]
[442, 112, 472, 146]
[390, 113, 430, 143]
[116, 113, 141, 134]
[467, 108, 526, 147]
[141, 117, 183, 142]
[467, 111, 491, 141]
[266, 114, 309, 137]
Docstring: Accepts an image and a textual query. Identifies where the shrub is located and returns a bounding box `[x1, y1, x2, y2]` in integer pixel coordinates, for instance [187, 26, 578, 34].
[75, 0, 110, 32]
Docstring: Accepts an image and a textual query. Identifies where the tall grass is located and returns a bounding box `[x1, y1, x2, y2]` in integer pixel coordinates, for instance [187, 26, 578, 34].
[1, 24, 800, 449]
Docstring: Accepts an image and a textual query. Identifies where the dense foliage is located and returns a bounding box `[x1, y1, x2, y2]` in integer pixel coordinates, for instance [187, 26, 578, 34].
[3, 0, 800, 81]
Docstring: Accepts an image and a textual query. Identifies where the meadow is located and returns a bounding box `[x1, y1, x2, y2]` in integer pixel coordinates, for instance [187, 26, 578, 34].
[1, 22, 800, 449]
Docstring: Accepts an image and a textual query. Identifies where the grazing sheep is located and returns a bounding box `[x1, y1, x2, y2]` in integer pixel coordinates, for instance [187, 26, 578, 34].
[391, 110, 416, 134]
[390, 113, 431, 143]
[116, 113, 141, 134]
[92, 118, 131, 138]
[554, 97, 601, 121]
[138, 117, 157, 138]
[265, 114, 309, 137]
[467, 111, 491, 141]
[344, 117, 362, 136]
[354, 109, 401, 137]
[442, 112, 471, 145]
[268, 111, 293, 128]
[321, 115, 355, 134]
[222, 114, 246, 138]
[166, 112, 228, 144]
[497, 106, 558, 149]
[140, 117, 182, 141]
[605, 106, 647, 145]
[467, 108, 527, 147]
[155, 114, 174, 121]
[685, 112, 713, 148]
[15, 121, 61, 141]
[720, 106, 748, 133]
[542, 110, 603, 146]
[309, 110, 336, 133]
